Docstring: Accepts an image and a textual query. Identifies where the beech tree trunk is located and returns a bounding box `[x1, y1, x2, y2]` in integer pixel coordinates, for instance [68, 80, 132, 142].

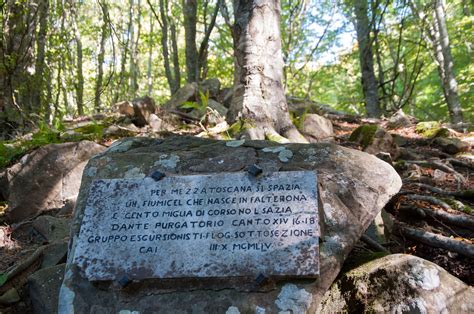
[70, 1, 84, 116]
[32, 0, 49, 115]
[228, 0, 306, 143]
[129, 0, 141, 97]
[1, 0, 38, 133]
[94, 2, 108, 112]
[147, 10, 154, 95]
[148, 0, 180, 94]
[183, 0, 198, 83]
[198, 0, 220, 80]
[433, 0, 463, 124]
[353, 0, 381, 118]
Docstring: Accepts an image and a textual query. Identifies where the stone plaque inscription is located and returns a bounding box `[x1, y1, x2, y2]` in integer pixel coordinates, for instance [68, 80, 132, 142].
[73, 171, 319, 281]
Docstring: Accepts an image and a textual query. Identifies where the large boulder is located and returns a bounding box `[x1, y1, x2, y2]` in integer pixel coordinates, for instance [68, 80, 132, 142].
[59, 136, 401, 312]
[349, 124, 400, 159]
[318, 254, 474, 313]
[300, 114, 334, 142]
[4, 141, 105, 223]
[116, 96, 157, 127]
[201, 78, 221, 99]
[163, 83, 198, 110]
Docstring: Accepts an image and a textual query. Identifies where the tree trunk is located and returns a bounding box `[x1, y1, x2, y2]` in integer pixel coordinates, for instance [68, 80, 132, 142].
[148, 0, 180, 94]
[147, 10, 154, 95]
[433, 0, 463, 124]
[198, 0, 220, 80]
[113, 0, 133, 104]
[183, 0, 198, 83]
[353, 0, 381, 118]
[0, 0, 38, 136]
[94, 2, 108, 112]
[32, 0, 49, 116]
[129, 0, 141, 97]
[228, 0, 306, 143]
[70, 1, 84, 116]
[169, 14, 181, 90]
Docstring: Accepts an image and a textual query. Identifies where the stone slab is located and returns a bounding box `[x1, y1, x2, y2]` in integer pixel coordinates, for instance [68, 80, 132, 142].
[72, 171, 319, 281]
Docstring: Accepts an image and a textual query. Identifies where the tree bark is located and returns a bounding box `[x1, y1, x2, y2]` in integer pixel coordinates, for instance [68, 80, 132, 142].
[228, 0, 306, 143]
[353, 0, 381, 118]
[147, 10, 154, 95]
[169, 9, 181, 90]
[95, 1, 108, 112]
[0, 0, 38, 136]
[198, 0, 220, 80]
[32, 0, 49, 116]
[148, 0, 180, 94]
[433, 0, 463, 124]
[129, 0, 141, 97]
[183, 0, 198, 83]
[113, 0, 133, 104]
[70, 1, 84, 116]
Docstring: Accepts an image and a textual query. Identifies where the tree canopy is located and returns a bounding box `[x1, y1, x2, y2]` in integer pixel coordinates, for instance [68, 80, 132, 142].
[0, 0, 472, 139]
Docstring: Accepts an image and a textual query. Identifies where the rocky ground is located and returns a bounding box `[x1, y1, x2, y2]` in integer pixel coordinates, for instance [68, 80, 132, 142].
[0, 80, 472, 312]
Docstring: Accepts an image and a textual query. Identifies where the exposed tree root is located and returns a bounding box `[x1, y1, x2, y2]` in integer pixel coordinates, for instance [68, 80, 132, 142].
[404, 160, 465, 181]
[361, 234, 390, 253]
[446, 158, 474, 170]
[402, 181, 474, 200]
[398, 225, 474, 258]
[399, 205, 474, 229]
[404, 194, 454, 211]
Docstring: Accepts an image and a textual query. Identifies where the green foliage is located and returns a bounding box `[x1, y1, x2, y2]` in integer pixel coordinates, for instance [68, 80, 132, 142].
[179, 91, 209, 117]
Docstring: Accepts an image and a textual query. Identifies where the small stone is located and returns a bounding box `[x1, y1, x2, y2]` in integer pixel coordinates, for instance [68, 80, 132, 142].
[149, 170, 166, 181]
[255, 273, 268, 286]
[118, 276, 131, 288]
[247, 164, 263, 177]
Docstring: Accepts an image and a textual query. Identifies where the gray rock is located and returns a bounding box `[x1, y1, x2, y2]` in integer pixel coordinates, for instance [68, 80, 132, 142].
[59, 136, 401, 313]
[301, 114, 334, 142]
[386, 110, 415, 129]
[350, 125, 400, 159]
[206, 99, 228, 124]
[433, 137, 470, 155]
[318, 254, 474, 313]
[163, 82, 198, 110]
[217, 87, 233, 108]
[0, 288, 20, 305]
[201, 78, 221, 98]
[29, 264, 65, 314]
[131, 96, 157, 127]
[32, 215, 70, 242]
[5, 141, 106, 223]
[41, 241, 68, 268]
[148, 113, 163, 132]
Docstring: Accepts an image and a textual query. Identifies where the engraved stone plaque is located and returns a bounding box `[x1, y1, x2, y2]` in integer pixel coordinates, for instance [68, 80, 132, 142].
[73, 171, 319, 281]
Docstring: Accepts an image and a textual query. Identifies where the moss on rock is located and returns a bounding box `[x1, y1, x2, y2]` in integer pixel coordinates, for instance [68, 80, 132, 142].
[349, 124, 379, 148]
[415, 121, 442, 138]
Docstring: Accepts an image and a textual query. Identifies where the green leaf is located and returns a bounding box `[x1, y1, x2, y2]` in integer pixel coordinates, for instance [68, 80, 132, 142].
[180, 102, 200, 110]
